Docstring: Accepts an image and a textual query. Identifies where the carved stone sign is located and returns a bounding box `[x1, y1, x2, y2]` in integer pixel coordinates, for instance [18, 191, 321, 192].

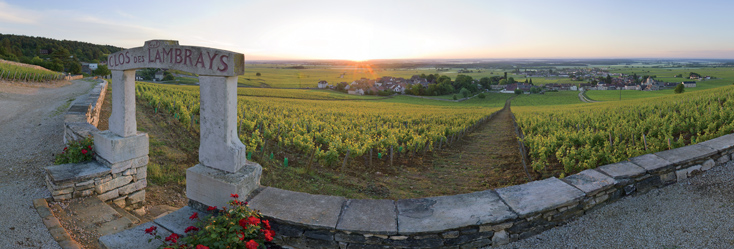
[107, 40, 245, 76]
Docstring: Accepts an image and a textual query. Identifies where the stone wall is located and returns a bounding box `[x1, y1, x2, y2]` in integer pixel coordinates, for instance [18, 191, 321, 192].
[246, 133, 734, 248]
[47, 78, 147, 209]
[63, 79, 107, 143]
[45, 159, 147, 209]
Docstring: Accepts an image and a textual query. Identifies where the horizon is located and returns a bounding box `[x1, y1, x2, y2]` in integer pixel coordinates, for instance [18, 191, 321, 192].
[2, 0, 734, 61]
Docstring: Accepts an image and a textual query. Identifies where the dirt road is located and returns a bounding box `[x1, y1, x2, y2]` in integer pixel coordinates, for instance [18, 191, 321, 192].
[0, 80, 96, 248]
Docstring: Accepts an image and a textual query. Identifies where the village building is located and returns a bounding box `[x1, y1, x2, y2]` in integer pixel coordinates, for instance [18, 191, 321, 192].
[683, 81, 697, 88]
[317, 80, 328, 89]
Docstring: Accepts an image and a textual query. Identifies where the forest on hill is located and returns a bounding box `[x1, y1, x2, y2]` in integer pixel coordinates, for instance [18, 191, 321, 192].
[0, 34, 122, 73]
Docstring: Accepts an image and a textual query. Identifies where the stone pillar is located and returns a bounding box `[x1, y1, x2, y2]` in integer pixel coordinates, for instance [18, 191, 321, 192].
[93, 69, 149, 208]
[187, 75, 261, 209]
[198, 75, 246, 173]
[109, 70, 137, 137]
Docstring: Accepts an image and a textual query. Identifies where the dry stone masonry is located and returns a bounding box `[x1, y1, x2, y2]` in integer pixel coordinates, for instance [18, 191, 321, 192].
[63, 80, 107, 143]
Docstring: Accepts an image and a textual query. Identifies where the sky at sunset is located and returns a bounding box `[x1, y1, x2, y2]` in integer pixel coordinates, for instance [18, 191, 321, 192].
[1, 0, 733, 61]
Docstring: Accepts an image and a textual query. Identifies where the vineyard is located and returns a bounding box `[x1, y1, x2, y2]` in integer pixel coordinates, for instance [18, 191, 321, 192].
[0, 60, 63, 82]
[514, 85, 734, 175]
[236, 87, 384, 100]
[135, 82, 499, 167]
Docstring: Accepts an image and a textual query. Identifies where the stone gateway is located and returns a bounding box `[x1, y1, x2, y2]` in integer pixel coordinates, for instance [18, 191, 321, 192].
[105, 40, 261, 209]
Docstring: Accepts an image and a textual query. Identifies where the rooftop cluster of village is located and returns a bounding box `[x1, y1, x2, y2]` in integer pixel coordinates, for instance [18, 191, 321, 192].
[318, 68, 710, 96]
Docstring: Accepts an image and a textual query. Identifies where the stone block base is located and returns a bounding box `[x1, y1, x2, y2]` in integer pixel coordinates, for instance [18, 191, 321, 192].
[186, 161, 262, 209]
[94, 130, 149, 164]
[44, 158, 147, 208]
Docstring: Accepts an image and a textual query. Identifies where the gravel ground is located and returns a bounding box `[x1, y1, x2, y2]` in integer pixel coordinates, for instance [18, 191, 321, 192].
[496, 161, 734, 249]
[0, 80, 95, 248]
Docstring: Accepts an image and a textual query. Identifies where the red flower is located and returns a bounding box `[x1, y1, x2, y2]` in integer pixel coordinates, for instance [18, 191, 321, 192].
[144, 226, 157, 234]
[88, 145, 92, 150]
[263, 229, 274, 242]
[196, 245, 209, 249]
[81, 149, 88, 154]
[245, 240, 258, 249]
[184, 226, 199, 233]
[247, 216, 260, 226]
[238, 232, 245, 241]
[189, 212, 198, 220]
[207, 206, 217, 211]
[262, 220, 271, 230]
[63, 147, 67, 151]
[231, 193, 239, 198]
[239, 218, 248, 228]
[164, 233, 179, 243]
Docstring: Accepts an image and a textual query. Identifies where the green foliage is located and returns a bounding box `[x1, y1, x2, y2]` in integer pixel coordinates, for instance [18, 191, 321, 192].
[460, 87, 470, 98]
[0, 34, 122, 67]
[499, 79, 507, 85]
[54, 137, 94, 164]
[477, 92, 486, 99]
[139, 68, 158, 80]
[454, 75, 476, 93]
[68, 62, 82, 75]
[514, 88, 523, 95]
[530, 87, 542, 94]
[145, 195, 275, 248]
[93, 65, 111, 76]
[674, 83, 685, 94]
[163, 71, 175, 81]
[452, 94, 458, 100]
[256, 72, 261, 76]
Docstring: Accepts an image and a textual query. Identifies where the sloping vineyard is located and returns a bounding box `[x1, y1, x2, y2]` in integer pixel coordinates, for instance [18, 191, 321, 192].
[514, 86, 734, 174]
[0, 62, 63, 82]
[135, 82, 499, 165]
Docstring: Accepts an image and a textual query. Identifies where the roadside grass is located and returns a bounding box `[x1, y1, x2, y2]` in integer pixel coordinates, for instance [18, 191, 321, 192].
[51, 98, 74, 117]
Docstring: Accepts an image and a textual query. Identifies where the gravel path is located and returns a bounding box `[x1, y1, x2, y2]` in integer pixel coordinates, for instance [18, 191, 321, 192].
[0, 80, 96, 248]
[496, 160, 734, 249]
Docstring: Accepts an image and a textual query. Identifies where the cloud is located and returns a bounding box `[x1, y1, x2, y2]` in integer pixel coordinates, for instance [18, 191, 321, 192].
[0, 2, 38, 24]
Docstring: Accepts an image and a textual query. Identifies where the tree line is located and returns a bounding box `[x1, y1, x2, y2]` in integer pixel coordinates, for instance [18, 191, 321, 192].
[0, 33, 122, 74]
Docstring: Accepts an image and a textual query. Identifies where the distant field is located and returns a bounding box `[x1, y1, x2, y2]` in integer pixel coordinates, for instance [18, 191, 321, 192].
[238, 64, 511, 88]
[511, 91, 582, 106]
[586, 79, 734, 102]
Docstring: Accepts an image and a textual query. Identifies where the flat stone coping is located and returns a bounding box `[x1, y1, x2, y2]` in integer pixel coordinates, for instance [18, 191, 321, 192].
[496, 177, 585, 218]
[397, 190, 517, 234]
[629, 154, 673, 173]
[45, 161, 110, 184]
[337, 199, 397, 235]
[655, 144, 717, 165]
[597, 161, 646, 180]
[561, 169, 617, 195]
[698, 133, 734, 153]
[249, 187, 345, 230]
